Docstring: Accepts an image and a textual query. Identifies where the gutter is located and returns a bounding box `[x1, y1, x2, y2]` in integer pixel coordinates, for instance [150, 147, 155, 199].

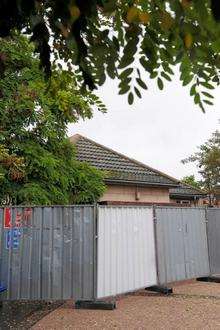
[104, 178, 179, 188]
[170, 194, 207, 199]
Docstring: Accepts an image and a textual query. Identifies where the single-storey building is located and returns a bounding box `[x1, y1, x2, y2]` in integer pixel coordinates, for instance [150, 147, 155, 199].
[70, 134, 206, 206]
[169, 184, 207, 207]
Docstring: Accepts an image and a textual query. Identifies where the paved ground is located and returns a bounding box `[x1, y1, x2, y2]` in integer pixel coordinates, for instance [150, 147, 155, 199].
[32, 280, 220, 330]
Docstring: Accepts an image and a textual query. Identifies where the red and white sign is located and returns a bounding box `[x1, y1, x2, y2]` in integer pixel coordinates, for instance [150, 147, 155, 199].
[4, 208, 11, 228]
[3, 207, 32, 228]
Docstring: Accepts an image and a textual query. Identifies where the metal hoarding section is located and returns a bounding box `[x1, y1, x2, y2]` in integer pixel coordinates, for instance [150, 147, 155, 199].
[207, 208, 220, 275]
[155, 207, 210, 284]
[97, 206, 157, 298]
[0, 206, 95, 301]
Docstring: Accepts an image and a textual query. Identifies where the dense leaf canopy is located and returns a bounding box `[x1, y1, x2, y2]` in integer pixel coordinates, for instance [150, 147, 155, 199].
[181, 175, 202, 189]
[1, 0, 220, 110]
[182, 130, 220, 205]
[0, 35, 106, 205]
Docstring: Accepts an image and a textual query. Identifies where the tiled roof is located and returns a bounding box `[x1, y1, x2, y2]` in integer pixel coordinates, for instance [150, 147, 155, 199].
[170, 184, 206, 197]
[70, 134, 179, 187]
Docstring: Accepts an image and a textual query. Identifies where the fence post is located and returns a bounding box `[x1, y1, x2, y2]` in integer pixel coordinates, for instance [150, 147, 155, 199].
[93, 203, 98, 301]
[153, 205, 160, 284]
[205, 207, 211, 275]
[145, 206, 173, 295]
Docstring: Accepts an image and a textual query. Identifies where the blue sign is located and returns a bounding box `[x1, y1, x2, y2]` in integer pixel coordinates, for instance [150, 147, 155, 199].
[5, 229, 22, 249]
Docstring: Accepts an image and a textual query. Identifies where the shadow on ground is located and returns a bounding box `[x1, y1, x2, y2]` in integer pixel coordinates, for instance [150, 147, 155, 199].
[0, 300, 64, 329]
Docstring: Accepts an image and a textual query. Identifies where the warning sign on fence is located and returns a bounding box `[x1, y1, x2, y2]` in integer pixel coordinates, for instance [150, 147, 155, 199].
[4, 207, 32, 228]
[5, 228, 22, 249]
[4, 208, 11, 228]
[3, 207, 33, 250]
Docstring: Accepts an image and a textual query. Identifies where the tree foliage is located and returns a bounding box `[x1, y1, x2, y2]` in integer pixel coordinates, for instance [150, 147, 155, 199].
[181, 175, 202, 189]
[182, 130, 220, 205]
[1, 1, 220, 110]
[0, 35, 106, 205]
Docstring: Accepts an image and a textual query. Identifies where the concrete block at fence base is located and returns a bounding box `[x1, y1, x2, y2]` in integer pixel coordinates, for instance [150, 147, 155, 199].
[75, 300, 116, 310]
[196, 276, 220, 283]
[146, 285, 173, 295]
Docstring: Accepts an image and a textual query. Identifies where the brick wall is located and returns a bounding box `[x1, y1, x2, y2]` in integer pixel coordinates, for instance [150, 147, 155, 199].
[99, 184, 170, 204]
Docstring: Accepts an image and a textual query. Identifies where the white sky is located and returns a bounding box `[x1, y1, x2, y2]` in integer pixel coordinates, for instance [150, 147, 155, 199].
[68, 74, 220, 181]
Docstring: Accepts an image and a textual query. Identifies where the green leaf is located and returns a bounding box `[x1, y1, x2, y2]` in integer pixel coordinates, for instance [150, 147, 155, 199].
[128, 92, 134, 105]
[194, 93, 200, 104]
[150, 71, 158, 79]
[199, 101, 205, 113]
[119, 77, 131, 88]
[190, 84, 196, 96]
[134, 87, 142, 98]
[107, 60, 116, 79]
[162, 63, 174, 75]
[203, 99, 214, 105]
[139, 57, 153, 73]
[182, 75, 194, 86]
[119, 85, 130, 95]
[119, 68, 133, 79]
[157, 77, 164, 90]
[200, 82, 214, 90]
[98, 73, 106, 86]
[118, 56, 134, 69]
[197, 70, 208, 80]
[201, 91, 214, 99]
[136, 78, 148, 90]
[161, 72, 171, 82]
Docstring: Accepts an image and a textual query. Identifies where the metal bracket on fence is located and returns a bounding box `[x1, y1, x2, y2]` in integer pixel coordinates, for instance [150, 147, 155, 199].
[145, 285, 173, 295]
[196, 276, 220, 283]
[75, 300, 116, 310]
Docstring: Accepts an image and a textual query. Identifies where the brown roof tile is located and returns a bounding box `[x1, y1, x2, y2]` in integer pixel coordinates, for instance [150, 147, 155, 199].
[70, 134, 179, 187]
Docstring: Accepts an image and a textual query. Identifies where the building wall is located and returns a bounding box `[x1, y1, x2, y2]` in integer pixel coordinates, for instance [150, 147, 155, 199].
[169, 197, 204, 207]
[99, 184, 170, 204]
[214, 197, 220, 207]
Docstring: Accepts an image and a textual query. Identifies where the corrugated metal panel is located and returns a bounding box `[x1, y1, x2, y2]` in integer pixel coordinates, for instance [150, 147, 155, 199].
[0, 206, 95, 301]
[97, 206, 157, 299]
[182, 208, 210, 279]
[155, 207, 210, 284]
[155, 207, 186, 284]
[207, 208, 220, 275]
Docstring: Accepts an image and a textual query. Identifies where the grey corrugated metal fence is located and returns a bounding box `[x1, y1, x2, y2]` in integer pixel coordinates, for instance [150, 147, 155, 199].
[0, 206, 95, 300]
[155, 207, 210, 284]
[207, 208, 220, 275]
[0, 205, 219, 301]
